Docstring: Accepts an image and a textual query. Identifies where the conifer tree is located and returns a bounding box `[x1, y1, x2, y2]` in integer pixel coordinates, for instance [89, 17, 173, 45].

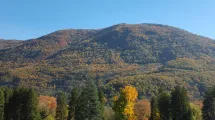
[68, 88, 79, 120]
[56, 92, 67, 120]
[158, 92, 171, 120]
[113, 91, 127, 120]
[98, 89, 105, 120]
[171, 86, 192, 120]
[8, 88, 27, 120]
[25, 89, 41, 120]
[75, 80, 102, 120]
[4, 87, 13, 120]
[8, 88, 41, 120]
[202, 86, 215, 120]
[150, 96, 159, 120]
[0, 90, 5, 120]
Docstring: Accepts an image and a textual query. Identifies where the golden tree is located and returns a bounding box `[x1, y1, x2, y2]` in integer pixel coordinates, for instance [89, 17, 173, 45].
[114, 86, 138, 120]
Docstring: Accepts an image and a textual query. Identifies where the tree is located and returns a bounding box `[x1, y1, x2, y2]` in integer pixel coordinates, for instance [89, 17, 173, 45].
[202, 86, 215, 120]
[4, 87, 13, 120]
[68, 88, 79, 120]
[113, 86, 138, 120]
[8, 88, 41, 120]
[0, 90, 5, 120]
[44, 115, 55, 120]
[25, 89, 41, 120]
[190, 103, 202, 120]
[113, 93, 127, 120]
[98, 89, 105, 120]
[75, 80, 102, 120]
[8, 88, 28, 120]
[134, 99, 150, 120]
[56, 92, 68, 120]
[158, 92, 171, 120]
[38, 96, 57, 119]
[171, 86, 192, 120]
[150, 96, 159, 120]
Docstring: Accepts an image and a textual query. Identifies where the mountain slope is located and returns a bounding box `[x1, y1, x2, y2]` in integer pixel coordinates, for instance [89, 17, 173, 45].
[0, 39, 24, 50]
[1, 23, 215, 98]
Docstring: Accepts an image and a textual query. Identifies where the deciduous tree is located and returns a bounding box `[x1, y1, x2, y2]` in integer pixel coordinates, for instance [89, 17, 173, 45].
[113, 86, 138, 120]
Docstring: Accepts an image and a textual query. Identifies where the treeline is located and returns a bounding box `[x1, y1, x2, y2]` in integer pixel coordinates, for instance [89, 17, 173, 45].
[0, 80, 105, 120]
[149, 86, 215, 120]
[0, 84, 215, 120]
[0, 87, 41, 120]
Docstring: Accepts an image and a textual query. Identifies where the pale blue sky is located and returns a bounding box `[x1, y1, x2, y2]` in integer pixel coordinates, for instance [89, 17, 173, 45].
[0, 0, 214, 40]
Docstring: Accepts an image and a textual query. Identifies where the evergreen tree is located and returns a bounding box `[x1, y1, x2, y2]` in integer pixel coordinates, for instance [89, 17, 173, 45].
[8, 88, 41, 120]
[171, 86, 192, 120]
[150, 96, 159, 120]
[68, 88, 79, 120]
[56, 92, 67, 120]
[202, 86, 215, 120]
[75, 80, 102, 120]
[4, 87, 13, 120]
[8, 88, 27, 120]
[98, 89, 105, 120]
[0, 90, 5, 120]
[158, 92, 171, 120]
[25, 89, 41, 120]
[113, 91, 127, 120]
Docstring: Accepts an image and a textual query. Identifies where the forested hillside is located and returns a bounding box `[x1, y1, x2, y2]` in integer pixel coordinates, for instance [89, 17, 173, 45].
[0, 39, 24, 50]
[1, 23, 215, 99]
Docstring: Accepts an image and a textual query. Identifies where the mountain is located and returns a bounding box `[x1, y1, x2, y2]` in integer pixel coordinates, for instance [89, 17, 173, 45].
[0, 39, 24, 50]
[1, 23, 215, 99]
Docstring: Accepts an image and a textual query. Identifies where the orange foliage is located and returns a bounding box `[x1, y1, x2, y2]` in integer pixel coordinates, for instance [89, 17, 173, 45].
[134, 100, 150, 120]
[38, 96, 57, 116]
[192, 100, 203, 109]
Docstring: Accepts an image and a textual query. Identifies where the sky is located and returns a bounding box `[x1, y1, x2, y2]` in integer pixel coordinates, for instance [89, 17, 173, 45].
[0, 0, 214, 40]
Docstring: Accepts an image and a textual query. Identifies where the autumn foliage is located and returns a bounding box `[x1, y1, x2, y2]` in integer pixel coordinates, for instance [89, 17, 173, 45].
[114, 86, 138, 120]
[38, 96, 57, 118]
[134, 100, 150, 120]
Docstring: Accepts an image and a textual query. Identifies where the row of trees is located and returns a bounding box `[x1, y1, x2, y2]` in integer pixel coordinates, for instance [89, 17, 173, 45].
[0, 84, 215, 120]
[112, 85, 215, 120]
[56, 80, 105, 120]
[0, 87, 41, 120]
[150, 86, 193, 120]
[0, 79, 105, 120]
[149, 86, 215, 120]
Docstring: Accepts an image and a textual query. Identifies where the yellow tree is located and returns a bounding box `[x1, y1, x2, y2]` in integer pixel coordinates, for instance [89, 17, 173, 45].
[113, 86, 138, 120]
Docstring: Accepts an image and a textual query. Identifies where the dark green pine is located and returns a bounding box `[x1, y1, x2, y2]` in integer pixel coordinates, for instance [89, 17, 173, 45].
[56, 92, 67, 120]
[202, 86, 215, 120]
[68, 88, 79, 120]
[171, 86, 192, 120]
[25, 89, 41, 120]
[150, 96, 158, 120]
[75, 80, 102, 120]
[158, 92, 171, 120]
[0, 90, 5, 120]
